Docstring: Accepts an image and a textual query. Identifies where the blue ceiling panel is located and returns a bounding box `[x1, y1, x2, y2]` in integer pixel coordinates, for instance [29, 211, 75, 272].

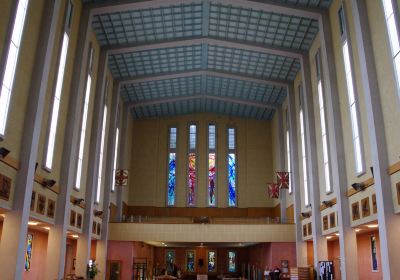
[109, 45, 203, 78]
[207, 45, 299, 80]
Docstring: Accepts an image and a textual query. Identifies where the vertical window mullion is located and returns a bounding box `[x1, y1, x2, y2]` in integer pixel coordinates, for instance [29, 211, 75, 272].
[0, 0, 30, 136]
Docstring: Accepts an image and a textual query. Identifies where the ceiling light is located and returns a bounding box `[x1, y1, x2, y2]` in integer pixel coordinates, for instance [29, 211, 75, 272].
[335, 233, 340, 236]
[72, 235, 79, 238]
[28, 221, 38, 226]
[43, 227, 50, 230]
[161, 242, 165, 245]
[367, 224, 378, 228]
[326, 236, 333, 239]
[355, 228, 361, 232]
[164, 244, 167, 247]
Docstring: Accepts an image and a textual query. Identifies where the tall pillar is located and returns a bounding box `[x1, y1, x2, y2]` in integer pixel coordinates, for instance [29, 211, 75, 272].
[0, 1, 63, 279]
[351, 0, 400, 278]
[116, 103, 129, 222]
[287, 84, 307, 267]
[45, 6, 93, 279]
[318, 12, 358, 280]
[75, 49, 109, 277]
[300, 54, 327, 269]
[96, 81, 120, 280]
[277, 108, 287, 223]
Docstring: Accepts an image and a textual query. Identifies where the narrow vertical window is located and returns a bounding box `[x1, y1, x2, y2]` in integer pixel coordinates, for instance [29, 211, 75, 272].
[187, 124, 197, 206]
[167, 127, 177, 206]
[338, 6, 364, 175]
[44, 0, 73, 169]
[370, 235, 379, 271]
[316, 51, 332, 193]
[299, 85, 309, 206]
[0, 0, 30, 136]
[75, 46, 94, 190]
[382, 0, 400, 98]
[166, 250, 176, 273]
[285, 109, 292, 194]
[208, 250, 217, 272]
[228, 251, 236, 272]
[111, 127, 119, 192]
[227, 127, 237, 207]
[208, 124, 216, 206]
[95, 81, 108, 203]
[185, 250, 195, 272]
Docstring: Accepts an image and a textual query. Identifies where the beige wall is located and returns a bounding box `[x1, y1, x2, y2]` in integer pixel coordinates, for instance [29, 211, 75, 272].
[128, 113, 276, 208]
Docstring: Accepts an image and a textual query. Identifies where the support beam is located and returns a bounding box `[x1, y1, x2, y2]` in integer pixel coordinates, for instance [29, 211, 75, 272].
[300, 54, 327, 270]
[277, 108, 287, 223]
[116, 103, 129, 221]
[129, 93, 278, 110]
[88, 0, 321, 20]
[119, 70, 289, 88]
[106, 37, 303, 59]
[351, 0, 400, 278]
[287, 84, 307, 267]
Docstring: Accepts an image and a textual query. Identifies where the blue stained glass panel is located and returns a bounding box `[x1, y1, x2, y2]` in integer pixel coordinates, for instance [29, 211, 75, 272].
[228, 251, 236, 272]
[167, 153, 176, 206]
[228, 153, 236, 206]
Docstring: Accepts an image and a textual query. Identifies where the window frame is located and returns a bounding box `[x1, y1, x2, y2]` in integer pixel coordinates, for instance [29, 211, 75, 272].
[42, 0, 74, 172]
[338, 5, 366, 177]
[207, 122, 217, 207]
[315, 50, 333, 194]
[187, 122, 198, 207]
[0, 0, 30, 139]
[166, 125, 178, 207]
[227, 126, 237, 207]
[74, 45, 94, 191]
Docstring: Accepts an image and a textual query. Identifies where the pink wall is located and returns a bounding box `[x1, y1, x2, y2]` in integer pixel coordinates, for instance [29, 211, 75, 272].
[23, 229, 48, 280]
[327, 230, 382, 280]
[270, 242, 297, 268]
[107, 241, 133, 279]
[357, 231, 382, 280]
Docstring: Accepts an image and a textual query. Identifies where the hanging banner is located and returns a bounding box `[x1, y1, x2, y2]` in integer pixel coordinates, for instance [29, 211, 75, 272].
[267, 183, 280, 198]
[115, 169, 128, 186]
[276, 171, 289, 189]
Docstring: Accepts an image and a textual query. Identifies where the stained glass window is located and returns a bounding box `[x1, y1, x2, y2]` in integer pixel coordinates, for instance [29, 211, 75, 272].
[228, 251, 236, 272]
[186, 250, 195, 272]
[208, 124, 216, 206]
[24, 234, 33, 271]
[208, 250, 217, 272]
[167, 127, 177, 206]
[227, 127, 237, 207]
[188, 124, 197, 206]
[166, 250, 175, 273]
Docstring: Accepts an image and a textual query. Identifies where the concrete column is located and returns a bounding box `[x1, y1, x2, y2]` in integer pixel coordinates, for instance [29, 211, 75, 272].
[45, 6, 93, 280]
[351, 1, 400, 278]
[276, 108, 287, 223]
[0, 1, 63, 279]
[287, 84, 307, 267]
[318, 12, 358, 280]
[75, 49, 109, 277]
[116, 103, 129, 222]
[96, 81, 120, 280]
[300, 54, 327, 270]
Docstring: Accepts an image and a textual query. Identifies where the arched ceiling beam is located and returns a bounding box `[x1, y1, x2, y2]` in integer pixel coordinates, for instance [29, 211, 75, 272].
[88, 0, 322, 20]
[118, 70, 289, 88]
[128, 93, 279, 110]
[106, 36, 303, 59]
